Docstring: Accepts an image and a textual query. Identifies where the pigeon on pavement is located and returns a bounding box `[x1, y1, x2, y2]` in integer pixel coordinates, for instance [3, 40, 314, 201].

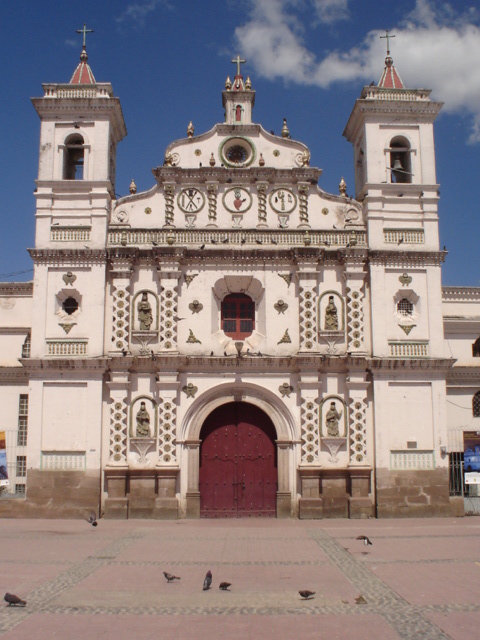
[4, 593, 26, 607]
[203, 570, 212, 591]
[163, 572, 181, 583]
[219, 582, 231, 591]
[356, 535, 372, 546]
[299, 590, 315, 600]
[87, 512, 98, 527]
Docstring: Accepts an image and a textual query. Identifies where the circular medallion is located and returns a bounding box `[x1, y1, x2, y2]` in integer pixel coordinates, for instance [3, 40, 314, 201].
[269, 188, 297, 214]
[114, 210, 128, 224]
[222, 187, 253, 214]
[177, 187, 205, 213]
[220, 137, 255, 168]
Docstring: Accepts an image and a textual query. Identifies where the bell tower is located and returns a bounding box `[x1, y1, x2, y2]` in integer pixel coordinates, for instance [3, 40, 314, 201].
[222, 55, 255, 125]
[31, 26, 126, 249]
[343, 38, 443, 217]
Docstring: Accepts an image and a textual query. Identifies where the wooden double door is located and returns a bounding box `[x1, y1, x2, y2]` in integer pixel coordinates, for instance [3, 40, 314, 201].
[199, 402, 277, 517]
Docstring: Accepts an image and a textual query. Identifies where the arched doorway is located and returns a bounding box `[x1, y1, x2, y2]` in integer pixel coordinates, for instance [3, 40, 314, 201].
[199, 402, 277, 517]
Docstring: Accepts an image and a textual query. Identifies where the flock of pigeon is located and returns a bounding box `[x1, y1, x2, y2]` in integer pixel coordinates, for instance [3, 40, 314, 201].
[3, 513, 373, 607]
[163, 569, 231, 592]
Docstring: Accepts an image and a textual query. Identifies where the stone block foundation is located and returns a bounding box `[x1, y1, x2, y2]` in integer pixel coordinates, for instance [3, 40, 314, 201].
[376, 467, 459, 518]
[104, 467, 179, 519]
[298, 467, 374, 519]
[0, 469, 101, 519]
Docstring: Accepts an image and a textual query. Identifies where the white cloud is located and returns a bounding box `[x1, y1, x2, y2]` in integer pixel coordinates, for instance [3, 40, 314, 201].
[116, 0, 172, 26]
[235, 0, 480, 143]
[312, 0, 349, 24]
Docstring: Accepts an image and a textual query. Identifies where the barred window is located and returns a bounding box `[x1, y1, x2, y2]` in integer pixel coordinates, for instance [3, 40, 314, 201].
[473, 392, 480, 417]
[15, 484, 25, 495]
[397, 298, 413, 316]
[21, 334, 31, 358]
[473, 337, 480, 358]
[17, 394, 28, 447]
[16, 456, 26, 478]
[221, 293, 255, 339]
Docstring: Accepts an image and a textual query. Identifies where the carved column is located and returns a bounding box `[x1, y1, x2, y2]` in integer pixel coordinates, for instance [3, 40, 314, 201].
[256, 181, 268, 228]
[298, 375, 322, 518]
[206, 181, 218, 227]
[157, 259, 182, 352]
[104, 371, 131, 519]
[276, 441, 293, 517]
[156, 373, 180, 466]
[298, 374, 321, 466]
[185, 440, 201, 518]
[343, 254, 367, 354]
[346, 372, 373, 518]
[110, 256, 133, 355]
[297, 182, 310, 228]
[163, 183, 176, 227]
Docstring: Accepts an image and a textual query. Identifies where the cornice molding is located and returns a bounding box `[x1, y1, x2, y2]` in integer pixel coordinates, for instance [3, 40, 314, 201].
[369, 250, 446, 268]
[0, 366, 29, 385]
[28, 249, 106, 267]
[0, 282, 33, 296]
[443, 287, 480, 302]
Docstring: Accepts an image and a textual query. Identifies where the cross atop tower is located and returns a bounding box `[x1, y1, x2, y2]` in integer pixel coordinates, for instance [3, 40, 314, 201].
[231, 55, 246, 77]
[380, 29, 395, 55]
[76, 23, 94, 49]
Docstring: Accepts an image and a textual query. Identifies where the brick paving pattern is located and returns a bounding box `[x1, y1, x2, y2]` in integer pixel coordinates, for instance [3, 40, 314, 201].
[0, 517, 479, 639]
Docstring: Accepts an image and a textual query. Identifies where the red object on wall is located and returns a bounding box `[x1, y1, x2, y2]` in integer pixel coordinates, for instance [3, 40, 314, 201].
[199, 402, 277, 517]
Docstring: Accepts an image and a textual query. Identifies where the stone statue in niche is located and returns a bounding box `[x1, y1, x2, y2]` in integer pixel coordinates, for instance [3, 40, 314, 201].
[324, 295, 339, 331]
[136, 401, 151, 437]
[137, 293, 153, 330]
[325, 401, 342, 437]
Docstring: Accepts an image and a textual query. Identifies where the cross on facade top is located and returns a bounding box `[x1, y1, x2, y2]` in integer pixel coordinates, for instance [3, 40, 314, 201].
[76, 23, 94, 48]
[380, 29, 395, 55]
[231, 55, 246, 77]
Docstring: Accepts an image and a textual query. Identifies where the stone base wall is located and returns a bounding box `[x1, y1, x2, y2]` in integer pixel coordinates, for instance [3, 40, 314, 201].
[376, 467, 459, 518]
[298, 468, 374, 519]
[104, 467, 179, 519]
[0, 470, 100, 519]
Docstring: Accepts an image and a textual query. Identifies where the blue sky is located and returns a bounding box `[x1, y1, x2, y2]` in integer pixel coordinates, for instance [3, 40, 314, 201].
[2, 0, 480, 285]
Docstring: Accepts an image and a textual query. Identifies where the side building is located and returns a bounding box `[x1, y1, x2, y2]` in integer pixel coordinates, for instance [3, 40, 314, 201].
[0, 44, 479, 519]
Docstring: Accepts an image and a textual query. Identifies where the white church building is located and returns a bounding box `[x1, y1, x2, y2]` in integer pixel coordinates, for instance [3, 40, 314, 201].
[1, 40, 479, 520]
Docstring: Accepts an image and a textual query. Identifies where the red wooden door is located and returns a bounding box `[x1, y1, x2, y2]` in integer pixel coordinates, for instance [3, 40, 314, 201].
[199, 402, 277, 517]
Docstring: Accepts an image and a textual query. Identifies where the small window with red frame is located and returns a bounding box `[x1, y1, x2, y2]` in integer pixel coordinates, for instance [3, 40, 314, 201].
[221, 293, 255, 339]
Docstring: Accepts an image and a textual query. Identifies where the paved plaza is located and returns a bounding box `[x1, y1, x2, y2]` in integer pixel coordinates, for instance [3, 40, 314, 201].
[0, 516, 479, 639]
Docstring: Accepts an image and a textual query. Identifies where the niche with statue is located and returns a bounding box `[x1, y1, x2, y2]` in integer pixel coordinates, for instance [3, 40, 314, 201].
[129, 396, 158, 465]
[131, 290, 159, 354]
[320, 396, 347, 464]
[318, 291, 344, 334]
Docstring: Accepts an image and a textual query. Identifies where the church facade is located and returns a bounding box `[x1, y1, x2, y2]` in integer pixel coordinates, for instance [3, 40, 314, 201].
[1, 43, 479, 520]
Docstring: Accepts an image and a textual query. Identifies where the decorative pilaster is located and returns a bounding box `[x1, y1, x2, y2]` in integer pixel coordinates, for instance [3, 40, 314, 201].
[157, 260, 182, 352]
[343, 256, 367, 354]
[298, 375, 321, 465]
[206, 182, 218, 227]
[256, 182, 268, 228]
[156, 373, 180, 465]
[110, 257, 133, 354]
[106, 373, 131, 466]
[297, 265, 319, 353]
[164, 183, 176, 227]
[297, 182, 310, 228]
[346, 374, 370, 466]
